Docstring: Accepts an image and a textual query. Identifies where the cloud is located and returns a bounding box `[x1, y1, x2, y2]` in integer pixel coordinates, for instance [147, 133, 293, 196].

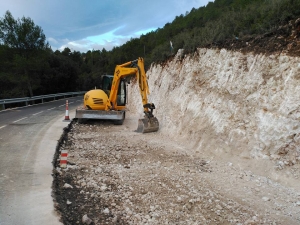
[0, 0, 210, 52]
[47, 37, 58, 44]
[57, 25, 157, 52]
[58, 28, 134, 52]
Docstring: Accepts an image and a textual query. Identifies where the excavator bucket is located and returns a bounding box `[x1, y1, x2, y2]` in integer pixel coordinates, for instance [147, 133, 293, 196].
[136, 116, 159, 133]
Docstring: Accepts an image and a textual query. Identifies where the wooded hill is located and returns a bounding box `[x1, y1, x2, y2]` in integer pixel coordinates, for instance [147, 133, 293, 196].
[0, 0, 299, 99]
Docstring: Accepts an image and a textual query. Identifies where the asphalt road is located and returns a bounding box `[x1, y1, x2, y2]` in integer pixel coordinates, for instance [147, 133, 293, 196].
[0, 96, 83, 225]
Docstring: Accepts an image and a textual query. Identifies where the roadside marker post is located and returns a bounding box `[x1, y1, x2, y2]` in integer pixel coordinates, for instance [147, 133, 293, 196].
[63, 100, 70, 121]
[60, 150, 68, 168]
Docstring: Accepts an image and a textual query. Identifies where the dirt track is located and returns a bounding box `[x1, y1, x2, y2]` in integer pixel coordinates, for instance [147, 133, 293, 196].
[53, 114, 300, 225]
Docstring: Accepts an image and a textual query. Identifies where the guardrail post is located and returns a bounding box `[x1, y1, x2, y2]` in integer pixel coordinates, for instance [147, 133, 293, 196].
[2, 103, 5, 110]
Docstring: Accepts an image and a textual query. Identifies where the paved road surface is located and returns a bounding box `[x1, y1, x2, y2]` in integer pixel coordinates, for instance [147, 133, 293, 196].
[0, 96, 83, 225]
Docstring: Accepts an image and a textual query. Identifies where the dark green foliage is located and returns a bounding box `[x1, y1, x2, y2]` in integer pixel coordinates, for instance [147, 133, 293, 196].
[1, 0, 300, 99]
[0, 10, 50, 98]
[37, 52, 79, 95]
[0, 11, 48, 50]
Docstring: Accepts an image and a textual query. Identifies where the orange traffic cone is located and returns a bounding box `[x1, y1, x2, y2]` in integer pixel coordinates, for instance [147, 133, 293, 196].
[63, 100, 70, 121]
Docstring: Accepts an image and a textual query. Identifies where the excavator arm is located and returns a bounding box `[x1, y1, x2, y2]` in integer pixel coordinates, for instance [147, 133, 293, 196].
[106, 57, 159, 133]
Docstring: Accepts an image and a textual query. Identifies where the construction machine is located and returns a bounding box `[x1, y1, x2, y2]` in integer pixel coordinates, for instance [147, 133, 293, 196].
[75, 57, 159, 133]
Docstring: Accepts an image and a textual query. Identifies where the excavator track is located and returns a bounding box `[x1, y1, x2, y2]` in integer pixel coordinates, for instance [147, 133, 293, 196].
[136, 116, 159, 133]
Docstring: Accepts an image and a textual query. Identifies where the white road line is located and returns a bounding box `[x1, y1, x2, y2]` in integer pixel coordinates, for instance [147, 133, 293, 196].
[47, 107, 56, 110]
[32, 111, 44, 116]
[0, 125, 6, 129]
[13, 117, 27, 123]
[69, 102, 74, 104]
[58, 105, 65, 107]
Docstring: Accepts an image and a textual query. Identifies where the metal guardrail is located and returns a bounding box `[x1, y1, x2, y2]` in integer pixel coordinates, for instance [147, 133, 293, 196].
[0, 91, 86, 110]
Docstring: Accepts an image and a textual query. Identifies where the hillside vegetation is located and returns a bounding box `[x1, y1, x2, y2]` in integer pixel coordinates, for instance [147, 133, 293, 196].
[0, 0, 299, 99]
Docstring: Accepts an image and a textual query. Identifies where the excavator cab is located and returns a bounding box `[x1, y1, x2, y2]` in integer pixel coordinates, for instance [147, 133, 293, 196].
[102, 75, 126, 106]
[102, 75, 112, 95]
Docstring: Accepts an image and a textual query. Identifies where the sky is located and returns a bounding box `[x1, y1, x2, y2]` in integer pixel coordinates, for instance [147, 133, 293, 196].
[0, 0, 211, 53]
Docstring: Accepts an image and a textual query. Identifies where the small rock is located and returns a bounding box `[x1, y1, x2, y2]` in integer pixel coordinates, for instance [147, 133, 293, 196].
[103, 208, 110, 214]
[262, 197, 270, 202]
[68, 160, 76, 165]
[63, 183, 73, 189]
[67, 200, 72, 205]
[112, 216, 120, 223]
[82, 214, 93, 225]
[134, 214, 141, 221]
[55, 167, 62, 175]
[186, 203, 192, 210]
[100, 185, 107, 191]
[216, 204, 223, 210]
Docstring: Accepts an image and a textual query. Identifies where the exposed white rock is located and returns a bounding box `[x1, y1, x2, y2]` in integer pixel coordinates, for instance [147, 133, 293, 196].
[63, 183, 73, 189]
[262, 197, 271, 202]
[82, 214, 93, 225]
[129, 48, 300, 164]
[103, 208, 110, 214]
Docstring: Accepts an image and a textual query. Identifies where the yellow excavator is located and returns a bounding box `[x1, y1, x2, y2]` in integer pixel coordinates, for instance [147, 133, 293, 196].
[75, 57, 159, 133]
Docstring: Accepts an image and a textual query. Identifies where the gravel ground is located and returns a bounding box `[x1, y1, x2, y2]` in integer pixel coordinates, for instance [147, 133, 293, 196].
[52, 115, 300, 225]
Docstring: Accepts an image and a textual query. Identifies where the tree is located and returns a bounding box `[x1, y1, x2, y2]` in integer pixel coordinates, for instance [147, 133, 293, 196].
[0, 11, 48, 50]
[0, 11, 49, 97]
[61, 47, 71, 56]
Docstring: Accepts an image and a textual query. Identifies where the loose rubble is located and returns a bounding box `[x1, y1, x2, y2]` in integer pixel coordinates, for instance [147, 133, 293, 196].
[52, 119, 300, 225]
